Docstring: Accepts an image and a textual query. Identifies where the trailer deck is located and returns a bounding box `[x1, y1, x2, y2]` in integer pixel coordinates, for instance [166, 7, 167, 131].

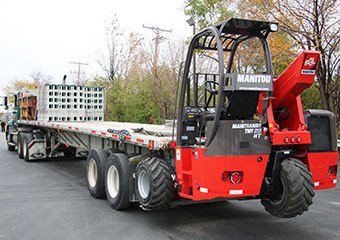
[18, 120, 174, 150]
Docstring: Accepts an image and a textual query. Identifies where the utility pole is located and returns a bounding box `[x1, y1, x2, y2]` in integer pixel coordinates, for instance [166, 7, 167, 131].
[142, 24, 172, 120]
[142, 25, 172, 73]
[69, 61, 89, 85]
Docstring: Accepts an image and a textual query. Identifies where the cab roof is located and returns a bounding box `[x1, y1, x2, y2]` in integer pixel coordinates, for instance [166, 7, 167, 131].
[194, 18, 278, 52]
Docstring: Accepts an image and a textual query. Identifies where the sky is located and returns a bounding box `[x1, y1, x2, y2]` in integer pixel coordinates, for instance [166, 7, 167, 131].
[0, 0, 192, 94]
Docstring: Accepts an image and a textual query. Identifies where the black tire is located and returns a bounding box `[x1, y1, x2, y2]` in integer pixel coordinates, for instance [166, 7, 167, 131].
[105, 153, 131, 210]
[86, 149, 108, 198]
[7, 134, 16, 151]
[135, 157, 175, 210]
[261, 158, 315, 218]
[17, 132, 24, 159]
[106, 148, 122, 156]
[23, 133, 33, 162]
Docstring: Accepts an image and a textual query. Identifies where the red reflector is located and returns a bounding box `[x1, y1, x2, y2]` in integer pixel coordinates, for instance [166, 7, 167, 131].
[222, 171, 230, 181]
[169, 141, 176, 149]
[230, 172, 242, 184]
[195, 183, 200, 189]
[290, 137, 295, 143]
[328, 165, 338, 176]
[284, 137, 289, 143]
[296, 136, 301, 143]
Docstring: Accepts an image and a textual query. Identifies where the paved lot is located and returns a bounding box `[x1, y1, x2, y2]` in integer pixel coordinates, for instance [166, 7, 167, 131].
[0, 132, 339, 240]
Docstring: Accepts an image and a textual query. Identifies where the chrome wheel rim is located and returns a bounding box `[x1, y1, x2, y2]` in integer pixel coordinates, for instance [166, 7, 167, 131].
[138, 170, 150, 199]
[87, 158, 98, 188]
[107, 165, 119, 198]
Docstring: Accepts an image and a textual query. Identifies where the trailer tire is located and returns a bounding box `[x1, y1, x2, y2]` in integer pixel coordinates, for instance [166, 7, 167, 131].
[86, 149, 108, 199]
[135, 157, 175, 210]
[105, 153, 131, 210]
[261, 158, 315, 218]
[7, 134, 16, 151]
[106, 148, 122, 156]
[23, 133, 33, 162]
[17, 132, 24, 159]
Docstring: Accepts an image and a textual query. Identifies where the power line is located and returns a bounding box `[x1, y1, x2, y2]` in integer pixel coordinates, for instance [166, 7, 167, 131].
[69, 61, 89, 85]
[142, 25, 172, 71]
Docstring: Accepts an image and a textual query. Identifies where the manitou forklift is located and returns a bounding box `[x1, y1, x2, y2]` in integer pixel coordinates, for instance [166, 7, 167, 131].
[173, 18, 338, 218]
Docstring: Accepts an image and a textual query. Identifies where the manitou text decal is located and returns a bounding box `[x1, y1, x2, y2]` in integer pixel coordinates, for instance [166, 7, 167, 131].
[232, 123, 262, 139]
[232, 123, 261, 129]
[237, 74, 271, 83]
[234, 74, 272, 91]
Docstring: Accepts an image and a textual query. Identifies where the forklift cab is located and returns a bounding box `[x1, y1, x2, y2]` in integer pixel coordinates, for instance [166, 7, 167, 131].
[177, 18, 278, 151]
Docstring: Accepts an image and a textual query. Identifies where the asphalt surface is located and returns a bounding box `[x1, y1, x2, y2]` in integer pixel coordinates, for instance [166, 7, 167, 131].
[0, 132, 339, 240]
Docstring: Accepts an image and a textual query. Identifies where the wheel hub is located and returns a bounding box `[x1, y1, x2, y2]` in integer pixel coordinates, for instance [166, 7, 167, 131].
[87, 158, 98, 188]
[107, 165, 119, 198]
[137, 170, 150, 199]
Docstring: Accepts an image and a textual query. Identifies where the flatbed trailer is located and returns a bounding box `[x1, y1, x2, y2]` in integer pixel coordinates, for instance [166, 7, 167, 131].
[17, 119, 174, 153]
[5, 18, 338, 218]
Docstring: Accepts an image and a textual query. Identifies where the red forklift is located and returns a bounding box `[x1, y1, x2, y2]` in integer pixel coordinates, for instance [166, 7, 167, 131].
[173, 18, 338, 218]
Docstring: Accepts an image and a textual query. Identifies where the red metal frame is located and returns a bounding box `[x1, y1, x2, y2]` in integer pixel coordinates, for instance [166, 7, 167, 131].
[176, 147, 269, 200]
[265, 50, 338, 191]
[267, 50, 320, 146]
[303, 152, 338, 190]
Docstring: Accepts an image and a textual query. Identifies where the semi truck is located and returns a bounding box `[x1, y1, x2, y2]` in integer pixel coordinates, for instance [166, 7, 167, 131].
[5, 18, 338, 218]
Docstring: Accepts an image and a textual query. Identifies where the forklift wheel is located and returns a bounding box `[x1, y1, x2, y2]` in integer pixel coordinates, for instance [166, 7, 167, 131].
[135, 157, 175, 210]
[261, 158, 315, 218]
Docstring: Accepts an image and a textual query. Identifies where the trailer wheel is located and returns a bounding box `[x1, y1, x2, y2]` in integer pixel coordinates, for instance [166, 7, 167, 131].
[7, 134, 16, 151]
[17, 132, 24, 159]
[23, 133, 33, 162]
[86, 149, 108, 198]
[105, 153, 130, 210]
[261, 158, 315, 218]
[135, 157, 175, 210]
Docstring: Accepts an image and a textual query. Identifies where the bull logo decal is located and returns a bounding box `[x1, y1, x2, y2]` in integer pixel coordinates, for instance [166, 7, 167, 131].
[304, 57, 316, 67]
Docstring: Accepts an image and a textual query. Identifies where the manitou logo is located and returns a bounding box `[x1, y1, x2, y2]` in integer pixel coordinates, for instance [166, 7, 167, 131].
[236, 74, 271, 83]
[304, 57, 316, 67]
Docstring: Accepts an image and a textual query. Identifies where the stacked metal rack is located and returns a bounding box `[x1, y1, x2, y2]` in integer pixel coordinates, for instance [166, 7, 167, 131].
[37, 84, 104, 122]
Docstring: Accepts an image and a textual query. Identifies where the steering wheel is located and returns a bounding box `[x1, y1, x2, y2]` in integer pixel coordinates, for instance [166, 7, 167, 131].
[204, 80, 219, 94]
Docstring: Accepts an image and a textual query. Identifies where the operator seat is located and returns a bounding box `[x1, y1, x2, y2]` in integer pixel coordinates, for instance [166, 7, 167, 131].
[225, 91, 259, 119]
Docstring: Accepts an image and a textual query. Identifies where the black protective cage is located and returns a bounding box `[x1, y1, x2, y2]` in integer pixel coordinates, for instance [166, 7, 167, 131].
[176, 18, 278, 146]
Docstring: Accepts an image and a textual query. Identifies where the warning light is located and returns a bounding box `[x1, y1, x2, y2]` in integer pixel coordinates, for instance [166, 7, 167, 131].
[230, 172, 242, 184]
[284, 137, 289, 144]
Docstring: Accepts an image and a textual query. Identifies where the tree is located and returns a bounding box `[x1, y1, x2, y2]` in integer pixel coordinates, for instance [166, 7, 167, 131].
[96, 17, 144, 84]
[92, 18, 186, 124]
[30, 69, 52, 85]
[185, 0, 234, 29]
[2, 80, 37, 95]
[184, 0, 297, 76]
[258, 0, 340, 127]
